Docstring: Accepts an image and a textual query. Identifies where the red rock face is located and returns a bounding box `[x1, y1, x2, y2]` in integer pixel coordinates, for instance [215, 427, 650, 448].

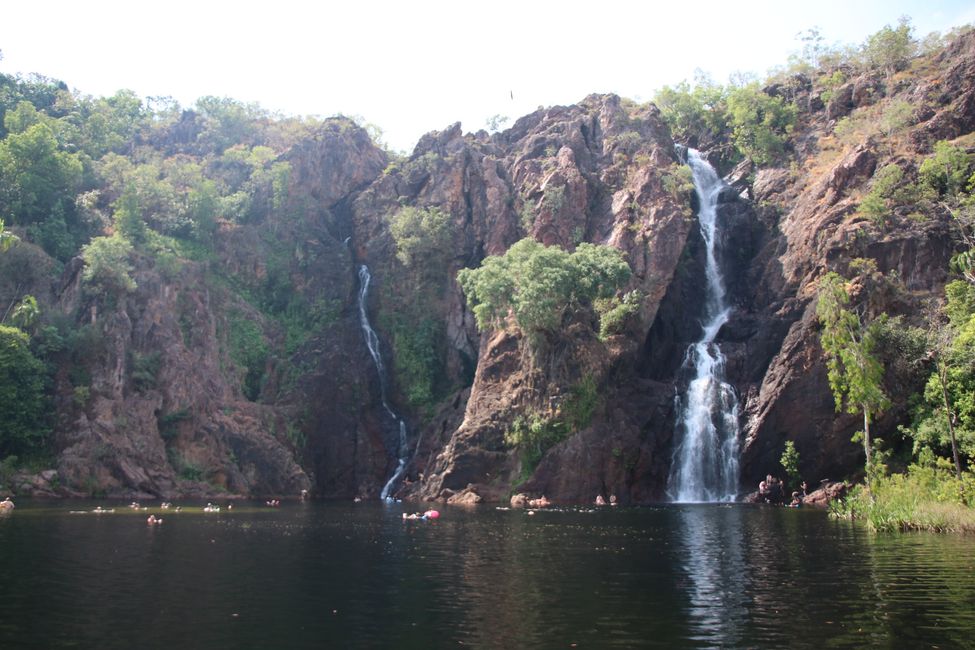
[11, 32, 975, 502]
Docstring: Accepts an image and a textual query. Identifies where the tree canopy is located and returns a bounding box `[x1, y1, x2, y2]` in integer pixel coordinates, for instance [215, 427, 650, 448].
[457, 238, 631, 341]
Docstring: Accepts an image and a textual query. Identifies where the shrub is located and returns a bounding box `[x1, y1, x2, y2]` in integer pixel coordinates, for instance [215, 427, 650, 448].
[780, 440, 801, 492]
[226, 311, 268, 401]
[81, 234, 137, 297]
[388, 205, 453, 269]
[919, 141, 972, 198]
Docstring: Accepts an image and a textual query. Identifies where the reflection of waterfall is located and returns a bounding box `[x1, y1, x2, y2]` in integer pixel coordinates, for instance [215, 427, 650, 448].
[668, 149, 741, 503]
[357, 265, 409, 500]
[677, 506, 748, 646]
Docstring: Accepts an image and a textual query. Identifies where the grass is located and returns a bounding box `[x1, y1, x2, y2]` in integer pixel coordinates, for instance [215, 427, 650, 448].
[831, 459, 975, 533]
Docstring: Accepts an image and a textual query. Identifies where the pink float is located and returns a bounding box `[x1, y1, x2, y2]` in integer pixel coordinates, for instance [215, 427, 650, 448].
[424, 510, 440, 519]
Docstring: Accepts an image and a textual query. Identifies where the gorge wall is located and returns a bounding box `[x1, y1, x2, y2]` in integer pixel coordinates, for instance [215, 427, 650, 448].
[4, 31, 973, 501]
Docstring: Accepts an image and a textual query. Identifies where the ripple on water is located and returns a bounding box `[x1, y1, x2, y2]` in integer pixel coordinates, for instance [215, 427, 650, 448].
[1, 502, 975, 648]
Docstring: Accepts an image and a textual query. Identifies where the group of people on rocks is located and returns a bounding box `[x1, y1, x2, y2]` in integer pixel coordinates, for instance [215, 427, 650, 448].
[757, 474, 808, 507]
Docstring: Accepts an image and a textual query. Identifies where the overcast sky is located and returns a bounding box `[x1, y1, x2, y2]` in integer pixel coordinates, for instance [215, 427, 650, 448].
[2, 0, 974, 152]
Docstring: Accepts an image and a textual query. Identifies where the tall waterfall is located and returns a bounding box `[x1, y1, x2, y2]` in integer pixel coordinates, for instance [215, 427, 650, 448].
[357, 265, 409, 501]
[667, 149, 741, 503]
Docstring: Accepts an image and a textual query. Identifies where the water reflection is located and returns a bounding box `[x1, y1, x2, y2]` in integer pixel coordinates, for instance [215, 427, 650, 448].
[677, 505, 748, 646]
[2, 502, 975, 648]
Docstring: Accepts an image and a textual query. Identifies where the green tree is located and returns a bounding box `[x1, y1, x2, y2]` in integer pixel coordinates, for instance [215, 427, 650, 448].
[780, 440, 802, 492]
[0, 121, 83, 226]
[0, 324, 49, 457]
[81, 234, 137, 296]
[816, 272, 890, 471]
[457, 238, 631, 343]
[725, 83, 796, 166]
[653, 72, 730, 145]
[862, 16, 916, 79]
[112, 184, 147, 244]
[8, 295, 39, 334]
[908, 282, 975, 475]
[858, 164, 905, 225]
[919, 141, 972, 198]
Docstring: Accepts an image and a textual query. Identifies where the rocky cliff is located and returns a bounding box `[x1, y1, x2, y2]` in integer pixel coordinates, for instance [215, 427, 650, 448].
[4, 31, 973, 502]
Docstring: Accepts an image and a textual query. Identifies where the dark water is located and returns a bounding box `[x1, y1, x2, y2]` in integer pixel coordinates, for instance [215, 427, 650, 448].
[1, 501, 974, 649]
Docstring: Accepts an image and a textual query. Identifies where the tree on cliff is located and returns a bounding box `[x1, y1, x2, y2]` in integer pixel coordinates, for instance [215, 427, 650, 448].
[816, 272, 890, 472]
[457, 238, 631, 346]
[0, 324, 49, 458]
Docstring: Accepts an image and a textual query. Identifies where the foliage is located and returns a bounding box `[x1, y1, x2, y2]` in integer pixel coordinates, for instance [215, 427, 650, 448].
[780, 440, 802, 492]
[457, 238, 631, 343]
[661, 163, 694, 201]
[543, 184, 566, 213]
[112, 183, 147, 244]
[130, 351, 161, 393]
[858, 164, 904, 225]
[653, 73, 730, 145]
[725, 83, 797, 166]
[918, 141, 972, 198]
[904, 281, 975, 470]
[562, 375, 599, 432]
[226, 311, 268, 401]
[861, 16, 916, 78]
[8, 294, 39, 333]
[878, 99, 914, 138]
[0, 217, 17, 251]
[832, 452, 975, 532]
[382, 308, 443, 410]
[388, 205, 453, 269]
[0, 325, 50, 458]
[80, 234, 137, 297]
[0, 121, 83, 226]
[504, 375, 600, 472]
[505, 412, 567, 473]
[596, 290, 642, 339]
[816, 271, 890, 469]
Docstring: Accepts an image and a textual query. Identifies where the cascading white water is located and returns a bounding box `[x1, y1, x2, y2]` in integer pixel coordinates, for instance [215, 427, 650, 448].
[357, 265, 409, 500]
[667, 149, 741, 503]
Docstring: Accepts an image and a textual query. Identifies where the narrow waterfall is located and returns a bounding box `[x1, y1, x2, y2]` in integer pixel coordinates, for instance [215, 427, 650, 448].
[667, 149, 741, 503]
[357, 265, 409, 501]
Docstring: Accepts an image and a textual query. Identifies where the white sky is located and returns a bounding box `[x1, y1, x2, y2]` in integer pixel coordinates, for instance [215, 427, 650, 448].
[2, 0, 974, 153]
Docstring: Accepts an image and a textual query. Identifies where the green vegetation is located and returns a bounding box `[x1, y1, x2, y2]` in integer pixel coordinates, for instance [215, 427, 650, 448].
[595, 290, 642, 340]
[0, 325, 50, 458]
[726, 83, 797, 166]
[457, 238, 631, 345]
[832, 452, 975, 532]
[81, 234, 136, 297]
[388, 205, 453, 270]
[654, 77, 796, 167]
[505, 375, 600, 472]
[780, 440, 802, 492]
[816, 271, 889, 471]
[226, 311, 269, 401]
[918, 141, 972, 198]
[661, 163, 695, 201]
[904, 281, 975, 476]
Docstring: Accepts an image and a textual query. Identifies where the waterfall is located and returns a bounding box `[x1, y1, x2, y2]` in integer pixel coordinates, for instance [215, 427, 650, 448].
[357, 265, 409, 500]
[667, 149, 741, 503]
